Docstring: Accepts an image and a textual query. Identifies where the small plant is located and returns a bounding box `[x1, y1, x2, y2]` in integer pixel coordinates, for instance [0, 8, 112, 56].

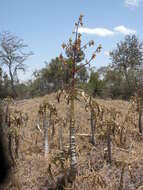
[58, 117, 66, 150]
[1, 97, 28, 163]
[8, 109, 28, 165]
[84, 95, 101, 146]
[136, 68, 143, 134]
[37, 99, 58, 157]
[119, 97, 137, 146]
[94, 105, 120, 164]
[137, 94, 143, 134]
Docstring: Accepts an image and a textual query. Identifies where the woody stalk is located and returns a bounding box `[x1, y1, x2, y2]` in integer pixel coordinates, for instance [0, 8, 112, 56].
[59, 15, 102, 182]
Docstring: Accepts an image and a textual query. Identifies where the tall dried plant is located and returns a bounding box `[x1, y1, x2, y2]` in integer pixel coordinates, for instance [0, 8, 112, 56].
[59, 15, 101, 182]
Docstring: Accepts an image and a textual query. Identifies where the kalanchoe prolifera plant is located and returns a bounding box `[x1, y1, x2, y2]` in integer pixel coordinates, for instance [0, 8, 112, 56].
[84, 95, 102, 146]
[36, 99, 58, 157]
[58, 14, 102, 183]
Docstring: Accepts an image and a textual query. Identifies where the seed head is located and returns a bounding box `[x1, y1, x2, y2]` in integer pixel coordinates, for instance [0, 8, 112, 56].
[92, 52, 96, 59]
[62, 43, 66, 49]
[96, 44, 102, 53]
[89, 40, 94, 47]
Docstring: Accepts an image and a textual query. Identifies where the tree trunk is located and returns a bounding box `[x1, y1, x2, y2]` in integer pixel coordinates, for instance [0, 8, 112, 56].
[124, 66, 132, 93]
[9, 65, 17, 97]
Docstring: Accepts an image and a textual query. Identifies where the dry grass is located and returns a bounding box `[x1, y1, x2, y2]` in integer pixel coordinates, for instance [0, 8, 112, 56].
[1, 93, 143, 190]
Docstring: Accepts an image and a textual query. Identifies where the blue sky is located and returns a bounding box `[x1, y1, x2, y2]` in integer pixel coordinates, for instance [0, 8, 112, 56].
[0, 0, 143, 81]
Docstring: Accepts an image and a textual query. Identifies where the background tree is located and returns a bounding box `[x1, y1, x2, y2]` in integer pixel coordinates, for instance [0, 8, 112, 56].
[0, 32, 32, 97]
[0, 67, 11, 98]
[29, 57, 89, 97]
[110, 35, 143, 99]
[87, 69, 104, 97]
[99, 66, 125, 98]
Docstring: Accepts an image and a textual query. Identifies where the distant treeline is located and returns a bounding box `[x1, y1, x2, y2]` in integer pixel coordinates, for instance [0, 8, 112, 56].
[0, 33, 143, 100]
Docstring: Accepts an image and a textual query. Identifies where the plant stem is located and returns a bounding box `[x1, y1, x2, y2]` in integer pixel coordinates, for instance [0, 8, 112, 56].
[107, 126, 112, 164]
[138, 101, 142, 134]
[90, 109, 96, 146]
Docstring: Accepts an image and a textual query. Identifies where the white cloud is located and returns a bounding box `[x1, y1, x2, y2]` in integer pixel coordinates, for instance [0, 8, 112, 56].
[78, 27, 114, 37]
[114, 25, 136, 35]
[104, 51, 110, 57]
[125, 0, 142, 7]
[78, 25, 136, 37]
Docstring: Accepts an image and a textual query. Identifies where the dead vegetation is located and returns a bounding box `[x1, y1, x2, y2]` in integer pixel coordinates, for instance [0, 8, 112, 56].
[0, 92, 143, 190]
